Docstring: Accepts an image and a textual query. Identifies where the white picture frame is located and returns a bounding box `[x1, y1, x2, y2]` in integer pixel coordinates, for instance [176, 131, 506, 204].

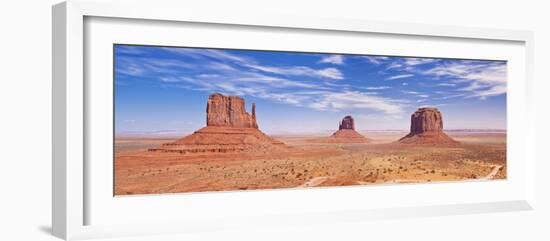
[52, 0, 535, 240]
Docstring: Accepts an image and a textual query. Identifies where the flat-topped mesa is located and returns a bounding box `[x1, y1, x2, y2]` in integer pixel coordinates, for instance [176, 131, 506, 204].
[149, 93, 285, 155]
[398, 107, 458, 144]
[410, 107, 443, 134]
[206, 93, 258, 128]
[316, 115, 369, 143]
[338, 115, 355, 130]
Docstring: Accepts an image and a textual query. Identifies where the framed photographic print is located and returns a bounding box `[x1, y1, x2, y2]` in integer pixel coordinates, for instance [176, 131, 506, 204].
[52, 0, 535, 240]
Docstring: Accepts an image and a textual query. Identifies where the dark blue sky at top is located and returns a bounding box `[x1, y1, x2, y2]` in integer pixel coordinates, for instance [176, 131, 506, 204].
[114, 44, 507, 134]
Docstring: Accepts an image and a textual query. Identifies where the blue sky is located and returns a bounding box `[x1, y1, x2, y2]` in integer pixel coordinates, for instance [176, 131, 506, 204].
[114, 44, 507, 135]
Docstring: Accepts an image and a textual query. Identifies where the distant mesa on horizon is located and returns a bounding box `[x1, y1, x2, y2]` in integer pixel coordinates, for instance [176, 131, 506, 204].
[338, 115, 355, 130]
[331, 115, 370, 143]
[149, 93, 286, 154]
[309, 115, 370, 143]
[398, 107, 458, 145]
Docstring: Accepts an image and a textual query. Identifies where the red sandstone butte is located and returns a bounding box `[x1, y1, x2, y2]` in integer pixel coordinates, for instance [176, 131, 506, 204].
[398, 107, 458, 144]
[206, 93, 258, 128]
[150, 93, 285, 154]
[314, 116, 369, 143]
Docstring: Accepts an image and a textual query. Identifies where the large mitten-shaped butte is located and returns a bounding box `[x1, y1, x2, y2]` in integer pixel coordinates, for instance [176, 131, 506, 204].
[150, 93, 286, 154]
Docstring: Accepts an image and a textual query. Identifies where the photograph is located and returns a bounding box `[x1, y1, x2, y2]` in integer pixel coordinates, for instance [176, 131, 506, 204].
[114, 44, 507, 195]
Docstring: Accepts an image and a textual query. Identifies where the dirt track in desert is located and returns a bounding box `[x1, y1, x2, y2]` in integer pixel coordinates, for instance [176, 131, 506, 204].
[114, 132, 506, 195]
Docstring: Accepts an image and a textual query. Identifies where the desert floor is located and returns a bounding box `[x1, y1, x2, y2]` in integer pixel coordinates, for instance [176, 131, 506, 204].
[114, 131, 506, 195]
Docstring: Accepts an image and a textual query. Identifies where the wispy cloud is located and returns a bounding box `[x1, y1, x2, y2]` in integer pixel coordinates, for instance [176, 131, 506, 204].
[319, 55, 344, 65]
[246, 64, 344, 80]
[115, 55, 196, 77]
[362, 56, 389, 64]
[362, 86, 391, 90]
[404, 58, 439, 66]
[115, 46, 149, 55]
[421, 61, 507, 99]
[115, 45, 505, 122]
[386, 74, 414, 80]
[161, 47, 253, 64]
[436, 83, 456, 87]
[402, 90, 420, 95]
[308, 91, 405, 115]
[163, 47, 345, 80]
[377, 56, 506, 99]
[385, 57, 439, 71]
[138, 48, 403, 115]
[433, 93, 465, 100]
[401, 90, 429, 99]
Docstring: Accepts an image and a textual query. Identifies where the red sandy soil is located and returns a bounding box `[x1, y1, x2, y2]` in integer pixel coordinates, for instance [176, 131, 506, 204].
[114, 132, 506, 195]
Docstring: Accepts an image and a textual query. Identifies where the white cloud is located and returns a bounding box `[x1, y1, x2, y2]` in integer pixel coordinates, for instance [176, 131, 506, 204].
[116, 46, 148, 55]
[363, 56, 389, 64]
[436, 83, 456, 87]
[160, 76, 183, 83]
[404, 58, 439, 66]
[120, 46, 412, 115]
[422, 61, 507, 99]
[434, 93, 465, 100]
[164, 47, 345, 80]
[419, 103, 448, 108]
[402, 90, 420, 95]
[116, 63, 145, 76]
[401, 90, 429, 99]
[386, 61, 403, 70]
[308, 91, 404, 115]
[172, 74, 404, 115]
[207, 62, 238, 72]
[379, 56, 507, 99]
[162, 47, 253, 64]
[362, 86, 391, 90]
[317, 67, 344, 79]
[467, 85, 507, 100]
[386, 74, 414, 80]
[246, 64, 344, 80]
[319, 55, 344, 65]
[385, 57, 438, 71]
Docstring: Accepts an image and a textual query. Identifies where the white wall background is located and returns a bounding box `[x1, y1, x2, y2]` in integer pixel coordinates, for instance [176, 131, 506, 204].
[0, 0, 548, 240]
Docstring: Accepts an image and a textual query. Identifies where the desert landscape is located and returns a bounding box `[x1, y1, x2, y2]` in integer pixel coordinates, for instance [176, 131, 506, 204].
[114, 93, 506, 195]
